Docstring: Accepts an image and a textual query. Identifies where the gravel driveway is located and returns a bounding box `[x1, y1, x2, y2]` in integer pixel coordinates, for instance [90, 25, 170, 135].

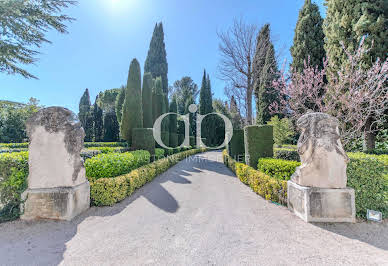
[0, 151, 387, 265]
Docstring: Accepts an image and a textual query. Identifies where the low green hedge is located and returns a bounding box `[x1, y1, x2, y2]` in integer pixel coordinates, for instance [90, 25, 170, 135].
[223, 150, 287, 204]
[227, 129, 245, 158]
[244, 125, 273, 169]
[90, 148, 207, 206]
[85, 147, 127, 154]
[0, 151, 29, 222]
[155, 148, 165, 159]
[0, 143, 29, 149]
[85, 150, 150, 180]
[132, 128, 155, 156]
[274, 148, 300, 161]
[84, 142, 127, 148]
[257, 158, 300, 180]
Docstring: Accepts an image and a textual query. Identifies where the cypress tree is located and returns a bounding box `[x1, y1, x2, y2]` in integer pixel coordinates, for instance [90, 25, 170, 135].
[142, 73, 153, 128]
[253, 24, 279, 125]
[120, 59, 143, 143]
[144, 22, 168, 94]
[230, 96, 242, 129]
[115, 85, 125, 126]
[169, 94, 178, 133]
[152, 77, 164, 123]
[324, 0, 388, 74]
[199, 70, 214, 145]
[290, 0, 325, 72]
[103, 111, 119, 141]
[93, 96, 103, 142]
[78, 88, 93, 141]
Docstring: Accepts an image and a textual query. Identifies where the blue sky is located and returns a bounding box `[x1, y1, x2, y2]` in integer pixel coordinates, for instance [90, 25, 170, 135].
[1, 0, 325, 112]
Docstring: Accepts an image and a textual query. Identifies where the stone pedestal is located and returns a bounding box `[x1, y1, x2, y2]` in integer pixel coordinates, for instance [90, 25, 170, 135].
[287, 181, 355, 223]
[21, 107, 90, 221]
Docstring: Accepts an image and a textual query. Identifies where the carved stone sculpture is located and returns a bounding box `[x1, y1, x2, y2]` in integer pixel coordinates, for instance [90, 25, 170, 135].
[291, 112, 349, 188]
[21, 107, 90, 221]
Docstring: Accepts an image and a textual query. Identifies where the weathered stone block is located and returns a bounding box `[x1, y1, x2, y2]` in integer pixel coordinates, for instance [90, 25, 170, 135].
[21, 181, 90, 221]
[21, 107, 90, 221]
[287, 181, 355, 223]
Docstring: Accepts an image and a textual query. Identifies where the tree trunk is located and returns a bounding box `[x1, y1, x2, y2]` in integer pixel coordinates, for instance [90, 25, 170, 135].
[363, 116, 376, 152]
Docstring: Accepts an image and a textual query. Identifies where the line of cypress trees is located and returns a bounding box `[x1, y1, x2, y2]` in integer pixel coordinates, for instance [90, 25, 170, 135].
[199, 69, 213, 145]
[93, 96, 104, 141]
[290, 0, 325, 72]
[120, 58, 143, 144]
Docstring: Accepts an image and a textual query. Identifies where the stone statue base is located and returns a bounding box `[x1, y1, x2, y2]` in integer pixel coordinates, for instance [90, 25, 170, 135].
[21, 181, 90, 221]
[287, 181, 355, 223]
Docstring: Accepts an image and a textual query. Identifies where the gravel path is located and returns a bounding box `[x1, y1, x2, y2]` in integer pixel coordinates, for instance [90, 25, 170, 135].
[0, 151, 387, 266]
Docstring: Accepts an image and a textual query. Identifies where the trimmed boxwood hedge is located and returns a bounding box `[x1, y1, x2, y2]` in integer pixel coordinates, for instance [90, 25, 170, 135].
[274, 148, 300, 161]
[84, 142, 127, 148]
[223, 150, 287, 205]
[244, 125, 273, 169]
[132, 128, 155, 156]
[228, 129, 244, 159]
[89, 148, 207, 206]
[85, 150, 150, 180]
[257, 158, 300, 180]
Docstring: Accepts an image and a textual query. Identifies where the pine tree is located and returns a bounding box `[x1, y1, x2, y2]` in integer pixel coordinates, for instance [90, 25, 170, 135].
[253, 24, 279, 125]
[115, 85, 125, 126]
[199, 70, 214, 145]
[144, 22, 168, 94]
[93, 96, 103, 142]
[290, 0, 325, 72]
[120, 59, 143, 143]
[142, 73, 153, 128]
[78, 88, 93, 141]
[103, 111, 119, 141]
[324, 0, 388, 74]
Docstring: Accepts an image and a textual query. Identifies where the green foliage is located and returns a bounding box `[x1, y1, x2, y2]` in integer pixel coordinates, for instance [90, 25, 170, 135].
[84, 147, 125, 154]
[257, 158, 300, 180]
[97, 88, 121, 113]
[0, 151, 28, 222]
[290, 0, 325, 72]
[120, 59, 143, 143]
[199, 70, 214, 144]
[142, 73, 154, 128]
[132, 128, 155, 156]
[0, 0, 75, 79]
[0, 98, 40, 143]
[144, 22, 168, 94]
[223, 150, 287, 204]
[229, 96, 242, 129]
[169, 133, 178, 148]
[171, 76, 199, 114]
[89, 148, 206, 206]
[152, 77, 164, 123]
[155, 148, 165, 159]
[244, 125, 274, 168]
[0, 143, 29, 148]
[274, 148, 300, 161]
[84, 142, 127, 148]
[85, 150, 150, 180]
[267, 116, 295, 147]
[93, 96, 104, 142]
[347, 154, 388, 218]
[161, 131, 170, 148]
[115, 86, 126, 126]
[169, 95, 178, 137]
[227, 129, 245, 159]
[253, 24, 280, 124]
[103, 111, 120, 142]
[324, 0, 388, 75]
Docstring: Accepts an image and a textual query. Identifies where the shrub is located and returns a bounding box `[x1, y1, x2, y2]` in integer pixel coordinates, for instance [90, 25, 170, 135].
[155, 148, 165, 159]
[169, 132, 178, 148]
[347, 153, 388, 218]
[274, 148, 300, 161]
[160, 131, 170, 148]
[85, 150, 150, 180]
[227, 129, 244, 158]
[223, 151, 287, 205]
[84, 142, 127, 148]
[85, 147, 125, 154]
[244, 125, 273, 169]
[0, 151, 29, 222]
[267, 116, 294, 147]
[132, 128, 155, 155]
[257, 158, 300, 180]
[89, 148, 206, 206]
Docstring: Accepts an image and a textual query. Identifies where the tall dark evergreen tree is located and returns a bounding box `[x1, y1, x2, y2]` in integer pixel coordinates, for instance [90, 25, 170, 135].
[324, 0, 388, 74]
[152, 77, 164, 124]
[120, 59, 143, 143]
[230, 96, 242, 129]
[253, 24, 279, 125]
[144, 22, 168, 94]
[103, 111, 119, 141]
[93, 97, 103, 142]
[78, 88, 93, 141]
[142, 73, 153, 128]
[115, 85, 125, 126]
[290, 0, 325, 72]
[199, 70, 214, 145]
[169, 94, 178, 134]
